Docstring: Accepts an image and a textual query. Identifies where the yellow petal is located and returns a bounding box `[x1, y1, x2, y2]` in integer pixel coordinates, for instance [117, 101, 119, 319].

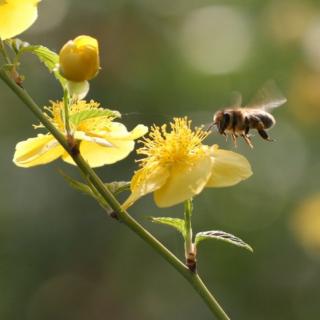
[62, 124, 147, 167]
[62, 137, 134, 167]
[13, 134, 64, 167]
[123, 165, 170, 209]
[73, 131, 113, 147]
[105, 122, 148, 140]
[124, 124, 148, 139]
[154, 154, 213, 208]
[206, 145, 253, 187]
[0, 0, 40, 40]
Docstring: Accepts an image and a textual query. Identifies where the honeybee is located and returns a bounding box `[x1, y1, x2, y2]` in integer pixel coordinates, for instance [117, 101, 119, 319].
[211, 80, 287, 148]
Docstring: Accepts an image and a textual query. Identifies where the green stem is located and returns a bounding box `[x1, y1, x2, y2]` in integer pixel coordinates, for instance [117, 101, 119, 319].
[63, 88, 71, 136]
[184, 199, 196, 271]
[0, 68, 230, 320]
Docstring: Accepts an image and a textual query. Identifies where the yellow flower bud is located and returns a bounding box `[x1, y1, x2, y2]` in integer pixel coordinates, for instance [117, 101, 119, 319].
[59, 35, 100, 82]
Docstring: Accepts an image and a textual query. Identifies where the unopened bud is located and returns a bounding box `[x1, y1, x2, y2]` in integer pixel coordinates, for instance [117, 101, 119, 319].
[59, 35, 100, 82]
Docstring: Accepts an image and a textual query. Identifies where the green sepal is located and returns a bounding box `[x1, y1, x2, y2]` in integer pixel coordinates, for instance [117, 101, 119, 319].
[195, 230, 253, 252]
[149, 217, 186, 238]
[69, 108, 121, 126]
[66, 80, 90, 100]
[59, 170, 92, 196]
[105, 181, 131, 195]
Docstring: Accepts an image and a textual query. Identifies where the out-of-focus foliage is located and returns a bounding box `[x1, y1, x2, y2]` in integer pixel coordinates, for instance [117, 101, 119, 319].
[0, 0, 320, 319]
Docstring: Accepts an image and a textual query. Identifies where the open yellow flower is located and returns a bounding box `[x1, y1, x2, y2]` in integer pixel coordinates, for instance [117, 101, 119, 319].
[0, 0, 41, 40]
[13, 100, 148, 168]
[123, 117, 252, 208]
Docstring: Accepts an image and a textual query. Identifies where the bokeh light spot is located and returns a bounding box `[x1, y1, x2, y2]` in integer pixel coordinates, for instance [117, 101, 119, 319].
[289, 69, 320, 126]
[179, 5, 253, 75]
[264, 0, 314, 45]
[302, 18, 320, 71]
[291, 193, 320, 257]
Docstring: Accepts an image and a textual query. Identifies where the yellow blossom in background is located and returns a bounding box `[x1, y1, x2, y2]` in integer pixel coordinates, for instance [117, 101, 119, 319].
[13, 100, 148, 168]
[59, 35, 100, 82]
[291, 193, 320, 256]
[0, 0, 40, 40]
[123, 117, 252, 208]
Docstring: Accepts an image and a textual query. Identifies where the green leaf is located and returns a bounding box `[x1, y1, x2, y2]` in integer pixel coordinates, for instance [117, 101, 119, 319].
[150, 217, 186, 238]
[13, 41, 66, 87]
[195, 230, 253, 252]
[69, 109, 121, 126]
[30, 45, 67, 87]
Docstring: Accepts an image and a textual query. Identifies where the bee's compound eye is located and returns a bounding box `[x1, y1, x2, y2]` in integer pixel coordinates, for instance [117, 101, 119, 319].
[219, 113, 230, 133]
[213, 112, 219, 122]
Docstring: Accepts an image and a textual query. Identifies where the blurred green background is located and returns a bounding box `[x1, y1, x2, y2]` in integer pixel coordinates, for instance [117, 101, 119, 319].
[1, 0, 320, 319]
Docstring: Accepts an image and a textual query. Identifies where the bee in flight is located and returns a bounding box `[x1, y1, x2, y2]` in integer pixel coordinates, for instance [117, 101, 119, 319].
[211, 80, 287, 148]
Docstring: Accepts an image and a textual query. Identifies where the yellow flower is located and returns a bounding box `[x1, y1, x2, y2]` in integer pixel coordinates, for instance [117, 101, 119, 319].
[59, 35, 100, 82]
[123, 117, 252, 208]
[0, 0, 40, 40]
[13, 100, 148, 168]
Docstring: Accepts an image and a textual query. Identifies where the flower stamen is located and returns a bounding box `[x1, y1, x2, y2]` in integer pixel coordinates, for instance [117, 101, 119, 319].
[137, 117, 209, 169]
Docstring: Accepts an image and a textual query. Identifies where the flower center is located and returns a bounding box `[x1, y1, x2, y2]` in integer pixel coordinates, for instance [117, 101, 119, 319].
[137, 117, 209, 169]
[40, 100, 117, 135]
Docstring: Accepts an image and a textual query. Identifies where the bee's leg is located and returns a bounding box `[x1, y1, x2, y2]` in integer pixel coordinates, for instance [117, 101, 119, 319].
[241, 134, 253, 148]
[258, 129, 274, 142]
[251, 116, 274, 142]
[231, 133, 238, 147]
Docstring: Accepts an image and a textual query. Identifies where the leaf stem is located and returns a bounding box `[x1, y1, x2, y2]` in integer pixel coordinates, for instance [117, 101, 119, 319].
[0, 68, 230, 320]
[184, 199, 197, 271]
[0, 39, 11, 65]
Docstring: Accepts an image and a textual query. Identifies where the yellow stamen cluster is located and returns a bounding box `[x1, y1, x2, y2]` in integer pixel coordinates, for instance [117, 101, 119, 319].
[137, 117, 209, 169]
[40, 100, 116, 133]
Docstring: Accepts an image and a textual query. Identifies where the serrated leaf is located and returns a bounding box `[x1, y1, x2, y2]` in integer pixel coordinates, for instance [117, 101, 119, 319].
[14, 42, 66, 87]
[69, 109, 121, 126]
[195, 230, 253, 252]
[150, 217, 186, 238]
[30, 46, 67, 86]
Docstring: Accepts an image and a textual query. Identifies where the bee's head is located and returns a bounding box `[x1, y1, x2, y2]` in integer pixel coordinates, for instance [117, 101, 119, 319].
[213, 110, 230, 134]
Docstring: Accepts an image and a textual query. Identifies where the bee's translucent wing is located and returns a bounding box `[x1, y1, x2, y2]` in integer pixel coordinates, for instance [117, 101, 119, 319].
[246, 80, 287, 111]
[228, 91, 242, 108]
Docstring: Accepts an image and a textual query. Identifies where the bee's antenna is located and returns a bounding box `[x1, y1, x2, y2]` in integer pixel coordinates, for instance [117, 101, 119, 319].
[205, 123, 217, 132]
